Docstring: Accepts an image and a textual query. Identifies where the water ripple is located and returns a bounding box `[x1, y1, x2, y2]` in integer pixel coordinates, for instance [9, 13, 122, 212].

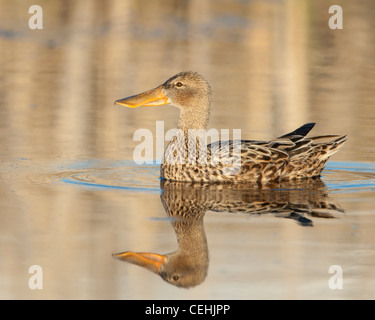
[33, 160, 375, 194]
[47, 160, 161, 193]
[323, 161, 375, 193]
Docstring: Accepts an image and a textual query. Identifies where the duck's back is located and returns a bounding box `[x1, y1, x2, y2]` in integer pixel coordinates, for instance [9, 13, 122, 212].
[161, 123, 347, 182]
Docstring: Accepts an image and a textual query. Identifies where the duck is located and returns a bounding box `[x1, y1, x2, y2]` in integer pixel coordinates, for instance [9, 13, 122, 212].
[113, 178, 343, 288]
[115, 71, 347, 183]
[113, 210, 208, 289]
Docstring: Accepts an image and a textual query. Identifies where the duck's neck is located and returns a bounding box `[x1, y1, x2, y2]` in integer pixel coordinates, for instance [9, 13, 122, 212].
[165, 217, 209, 284]
[177, 98, 211, 133]
[178, 109, 210, 132]
[163, 99, 211, 167]
[173, 217, 208, 258]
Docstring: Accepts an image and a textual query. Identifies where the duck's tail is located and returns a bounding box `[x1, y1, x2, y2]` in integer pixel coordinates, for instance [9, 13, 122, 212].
[279, 124, 347, 179]
[310, 134, 348, 159]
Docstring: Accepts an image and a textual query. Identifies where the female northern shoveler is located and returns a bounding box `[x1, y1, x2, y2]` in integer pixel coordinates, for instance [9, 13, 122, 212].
[113, 179, 343, 288]
[115, 71, 346, 182]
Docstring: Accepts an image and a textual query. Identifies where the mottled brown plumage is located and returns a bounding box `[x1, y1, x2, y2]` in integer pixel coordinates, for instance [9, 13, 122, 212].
[115, 71, 347, 182]
[113, 179, 344, 288]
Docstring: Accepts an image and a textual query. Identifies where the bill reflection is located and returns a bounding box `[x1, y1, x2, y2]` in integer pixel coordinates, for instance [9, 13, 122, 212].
[113, 178, 343, 288]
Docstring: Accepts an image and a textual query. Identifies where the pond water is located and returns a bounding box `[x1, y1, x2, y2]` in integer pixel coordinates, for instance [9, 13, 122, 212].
[1, 0, 375, 299]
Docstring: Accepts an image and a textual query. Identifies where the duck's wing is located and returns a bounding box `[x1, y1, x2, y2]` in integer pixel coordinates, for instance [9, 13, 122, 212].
[206, 123, 347, 180]
[206, 123, 316, 162]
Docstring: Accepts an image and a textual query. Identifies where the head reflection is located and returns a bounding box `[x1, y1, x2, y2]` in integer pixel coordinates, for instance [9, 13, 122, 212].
[113, 178, 343, 288]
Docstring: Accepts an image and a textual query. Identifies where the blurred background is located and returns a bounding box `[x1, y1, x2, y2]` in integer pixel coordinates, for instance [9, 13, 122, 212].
[1, 0, 374, 162]
[0, 0, 374, 299]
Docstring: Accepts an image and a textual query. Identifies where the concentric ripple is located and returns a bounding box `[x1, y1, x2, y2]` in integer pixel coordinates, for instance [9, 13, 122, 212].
[30, 160, 375, 194]
[323, 161, 375, 193]
[53, 160, 162, 193]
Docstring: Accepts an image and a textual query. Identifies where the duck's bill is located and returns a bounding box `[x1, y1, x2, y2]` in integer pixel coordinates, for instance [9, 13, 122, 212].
[114, 85, 169, 108]
[112, 251, 166, 274]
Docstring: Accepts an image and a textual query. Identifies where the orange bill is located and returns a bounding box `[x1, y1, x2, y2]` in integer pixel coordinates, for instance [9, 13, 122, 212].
[114, 85, 169, 108]
[112, 251, 166, 274]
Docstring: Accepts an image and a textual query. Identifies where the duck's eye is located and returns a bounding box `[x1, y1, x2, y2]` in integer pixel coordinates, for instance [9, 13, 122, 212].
[175, 82, 183, 88]
[172, 275, 179, 281]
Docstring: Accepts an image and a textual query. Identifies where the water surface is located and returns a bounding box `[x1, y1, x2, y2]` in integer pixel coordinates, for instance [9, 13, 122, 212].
[0, 0, 375, 299]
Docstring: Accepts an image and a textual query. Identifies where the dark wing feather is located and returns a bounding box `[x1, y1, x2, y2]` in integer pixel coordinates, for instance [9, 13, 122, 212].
[278, 123, 316, 138]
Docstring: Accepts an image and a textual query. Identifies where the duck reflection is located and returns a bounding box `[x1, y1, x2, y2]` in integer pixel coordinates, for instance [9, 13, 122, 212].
[113, 178, 343, 288]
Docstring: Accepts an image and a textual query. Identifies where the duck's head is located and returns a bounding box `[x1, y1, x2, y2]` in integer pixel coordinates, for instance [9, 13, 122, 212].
[113, 250, 208, 289]
[115, 71, 212, 130]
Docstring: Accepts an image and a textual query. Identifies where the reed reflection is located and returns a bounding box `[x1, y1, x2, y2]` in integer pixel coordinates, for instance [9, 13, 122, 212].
[113, 178, 343, 288]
